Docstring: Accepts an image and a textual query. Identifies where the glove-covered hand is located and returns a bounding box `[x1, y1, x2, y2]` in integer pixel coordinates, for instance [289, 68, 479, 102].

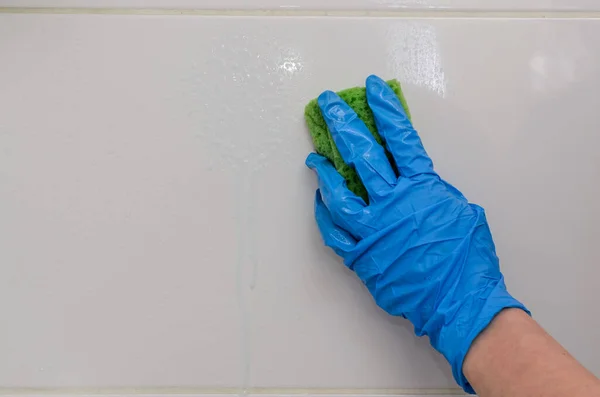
[306, 75, 528, 394]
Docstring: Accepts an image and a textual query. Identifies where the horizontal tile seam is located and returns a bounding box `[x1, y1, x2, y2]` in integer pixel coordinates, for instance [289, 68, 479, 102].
[0, 392, 466, 397]
[0, 387, 466, 396]
[2, 7, 600, 18]
[0, 393, 467, 397]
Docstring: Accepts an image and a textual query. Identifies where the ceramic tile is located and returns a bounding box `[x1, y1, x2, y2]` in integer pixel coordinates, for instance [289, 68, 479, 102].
[0, 14, 598, 390]
[0, 0, 599, 11]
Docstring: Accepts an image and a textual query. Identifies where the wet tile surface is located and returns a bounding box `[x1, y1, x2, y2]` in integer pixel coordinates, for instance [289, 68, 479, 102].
[0, 14, 598, 389]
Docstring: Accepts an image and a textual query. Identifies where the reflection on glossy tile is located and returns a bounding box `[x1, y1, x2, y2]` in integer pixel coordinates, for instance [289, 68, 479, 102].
[0, 14, 599, 391]
[527, 27, 593, 93]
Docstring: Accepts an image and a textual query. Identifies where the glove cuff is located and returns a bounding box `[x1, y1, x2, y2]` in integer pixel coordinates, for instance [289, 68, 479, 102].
[435, 278, 530, 394]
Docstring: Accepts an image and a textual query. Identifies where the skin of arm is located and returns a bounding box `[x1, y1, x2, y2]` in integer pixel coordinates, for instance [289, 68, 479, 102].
[463, 308, 600, 397]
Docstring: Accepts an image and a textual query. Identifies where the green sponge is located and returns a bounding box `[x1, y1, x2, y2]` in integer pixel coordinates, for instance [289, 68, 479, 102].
[304, 79, 412, 202]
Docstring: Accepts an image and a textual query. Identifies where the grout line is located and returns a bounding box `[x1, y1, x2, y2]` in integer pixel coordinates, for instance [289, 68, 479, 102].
[0, 388, 467, 396]
[1, 7, 600, 17]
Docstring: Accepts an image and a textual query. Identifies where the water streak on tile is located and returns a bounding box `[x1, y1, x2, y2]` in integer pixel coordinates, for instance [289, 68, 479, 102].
[178, 30, 308, 392]
[386, 22, 446, 96]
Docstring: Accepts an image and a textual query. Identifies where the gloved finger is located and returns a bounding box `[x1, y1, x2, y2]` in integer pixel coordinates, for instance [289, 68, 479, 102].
[318, 90, 396, 199]
[306, 153, 366, 212]
[306, 153, 366, 238]
[366, 74, 435, 178]
[314, 190, 357, 258]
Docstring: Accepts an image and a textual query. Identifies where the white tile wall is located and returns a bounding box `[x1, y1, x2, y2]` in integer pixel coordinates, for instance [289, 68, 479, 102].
[0, 0, 599, 11]
[0, 8, 599, 397]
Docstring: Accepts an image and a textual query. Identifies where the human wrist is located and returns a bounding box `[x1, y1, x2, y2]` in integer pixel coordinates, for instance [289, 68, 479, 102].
[462, 308, 531, 384]
[462, 307, 600, 397]
[432, 278, 529, 394]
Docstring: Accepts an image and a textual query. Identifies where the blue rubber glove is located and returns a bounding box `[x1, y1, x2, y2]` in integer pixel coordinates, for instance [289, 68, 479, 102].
[306, 75, 529, 394]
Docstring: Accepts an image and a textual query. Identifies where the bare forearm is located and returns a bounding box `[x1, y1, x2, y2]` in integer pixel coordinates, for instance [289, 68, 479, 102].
[463, 308, 600, 397]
